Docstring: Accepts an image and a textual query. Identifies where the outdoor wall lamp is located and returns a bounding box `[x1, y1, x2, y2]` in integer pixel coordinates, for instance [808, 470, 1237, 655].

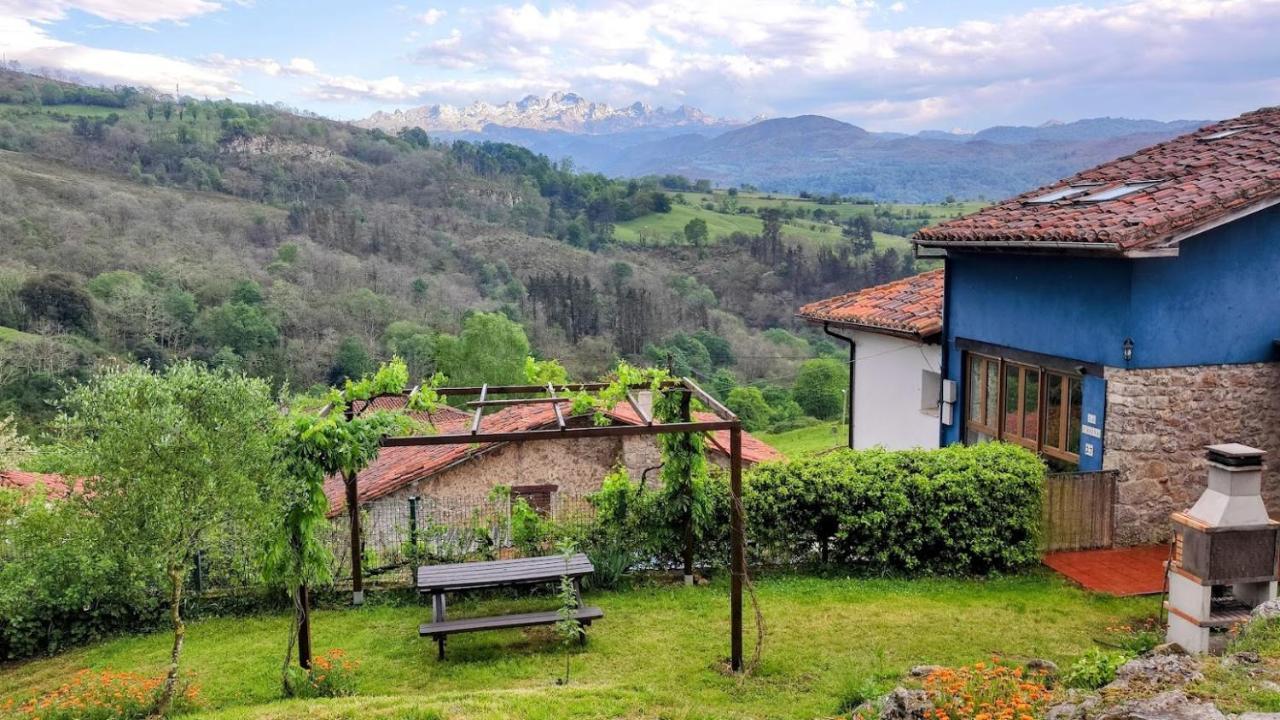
[1123, 337, 1134, 363]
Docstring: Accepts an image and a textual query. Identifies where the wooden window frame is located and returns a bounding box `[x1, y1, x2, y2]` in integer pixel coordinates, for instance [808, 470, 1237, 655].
[963, 352, 1081, 465]
[965, 353, 999, 437]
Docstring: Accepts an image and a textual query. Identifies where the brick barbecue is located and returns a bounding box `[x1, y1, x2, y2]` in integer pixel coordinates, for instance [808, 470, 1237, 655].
[1166, 443, 1280, 653]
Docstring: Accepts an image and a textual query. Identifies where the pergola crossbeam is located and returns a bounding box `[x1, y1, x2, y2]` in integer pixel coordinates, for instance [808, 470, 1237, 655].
[548, 383, 566, 430]
[625, 390, 653, 425]
[470, 384, 487, 435]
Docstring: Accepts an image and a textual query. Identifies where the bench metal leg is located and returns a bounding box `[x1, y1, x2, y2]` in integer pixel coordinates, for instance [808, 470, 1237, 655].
[436, 635, 446, 660]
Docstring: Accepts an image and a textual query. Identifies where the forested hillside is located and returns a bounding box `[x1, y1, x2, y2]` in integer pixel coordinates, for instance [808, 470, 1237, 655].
[0, 69, 926, 433]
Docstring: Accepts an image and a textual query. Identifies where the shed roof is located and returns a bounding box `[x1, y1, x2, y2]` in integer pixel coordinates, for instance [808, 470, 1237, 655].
[325, 399, 780, 515]
[0, 470, 73, 499]
[796, 269, 944, 341]
[914, 106, 1280, 255]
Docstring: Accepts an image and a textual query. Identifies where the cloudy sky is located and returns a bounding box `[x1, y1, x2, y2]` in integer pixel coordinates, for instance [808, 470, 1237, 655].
[2, 0, 1278, 130]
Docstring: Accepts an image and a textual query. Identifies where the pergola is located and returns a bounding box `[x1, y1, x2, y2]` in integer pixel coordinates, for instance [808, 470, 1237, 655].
[337, 376, 749, 672]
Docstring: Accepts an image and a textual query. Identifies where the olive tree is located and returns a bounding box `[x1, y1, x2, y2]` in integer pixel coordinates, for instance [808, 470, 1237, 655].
[52, 362, 279, 716]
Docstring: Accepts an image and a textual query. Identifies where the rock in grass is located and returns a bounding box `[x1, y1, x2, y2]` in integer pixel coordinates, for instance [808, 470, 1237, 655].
[1026, 658, 1059, 675]
[908, 665, 941, 678]
[878, 688, 931, 720]
[1096, 690, 1224, 720]
[1249, 599, 1280, 622]
[1107, 653, 1202, 691]
[1148, 642, 1188, 656]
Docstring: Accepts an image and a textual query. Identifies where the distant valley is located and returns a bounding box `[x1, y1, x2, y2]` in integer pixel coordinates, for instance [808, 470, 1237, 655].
[360, 94, 1207, 202]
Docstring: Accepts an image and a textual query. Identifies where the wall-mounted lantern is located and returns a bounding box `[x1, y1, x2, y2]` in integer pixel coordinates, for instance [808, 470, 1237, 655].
[1122, 337, 1134, 363]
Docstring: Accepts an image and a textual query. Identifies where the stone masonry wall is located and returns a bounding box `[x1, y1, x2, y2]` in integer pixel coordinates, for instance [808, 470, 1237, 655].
[1104, 362, 1280, 546]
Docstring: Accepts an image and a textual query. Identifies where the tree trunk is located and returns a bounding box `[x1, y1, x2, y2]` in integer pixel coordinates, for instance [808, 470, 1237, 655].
[152, 566, 186, 717]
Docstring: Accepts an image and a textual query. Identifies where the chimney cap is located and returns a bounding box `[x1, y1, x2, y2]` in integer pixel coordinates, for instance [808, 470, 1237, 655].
[1206, 443, 1265, 467]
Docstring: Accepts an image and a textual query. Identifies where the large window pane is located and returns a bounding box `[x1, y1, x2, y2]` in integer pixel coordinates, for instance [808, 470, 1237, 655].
[1044, 374, 1063, 450]
[1003, 364, 1020, 436]
[1023, 369, 1040, 442]
[968, 356, 982, 426]
[984, 361, 999, 431]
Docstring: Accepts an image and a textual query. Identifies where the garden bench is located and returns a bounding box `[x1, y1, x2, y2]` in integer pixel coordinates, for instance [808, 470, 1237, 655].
[416, 554, 602, 659]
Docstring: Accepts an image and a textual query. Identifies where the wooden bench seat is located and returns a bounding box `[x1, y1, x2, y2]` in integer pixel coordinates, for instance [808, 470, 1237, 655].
[420, 606, 603, 659]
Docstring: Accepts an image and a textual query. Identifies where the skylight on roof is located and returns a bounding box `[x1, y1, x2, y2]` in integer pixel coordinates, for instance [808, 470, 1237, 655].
[1076, 181, 1161, 203]
[1025, 183, 1103, 204]
[1202, 125, 1254, 140]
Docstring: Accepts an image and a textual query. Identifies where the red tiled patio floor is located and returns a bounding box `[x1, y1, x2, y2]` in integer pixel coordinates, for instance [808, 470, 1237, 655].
[1042, 545, 1170, 596]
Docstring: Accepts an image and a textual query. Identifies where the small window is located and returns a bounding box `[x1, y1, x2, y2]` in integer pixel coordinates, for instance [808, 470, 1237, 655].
[1025, 183, 1103, 204]
[511, 484, 557, 515]
[920, 370, 941, 414]
[1076, 181, 1160, 203]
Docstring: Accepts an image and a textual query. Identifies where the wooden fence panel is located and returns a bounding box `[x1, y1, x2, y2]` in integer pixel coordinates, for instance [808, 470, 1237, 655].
[1043, 470, 1117, 552]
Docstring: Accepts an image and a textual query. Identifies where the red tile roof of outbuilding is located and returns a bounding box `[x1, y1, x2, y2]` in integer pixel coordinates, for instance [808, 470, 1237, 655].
[325, 399, 779, 515]
[0, 470, 72, 499]
[796, 269, 944, 340]
[915, 107, 1280, 254]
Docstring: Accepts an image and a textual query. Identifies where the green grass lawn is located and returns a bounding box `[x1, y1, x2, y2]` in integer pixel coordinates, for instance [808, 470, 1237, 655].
[0, 326, 37, 346]
[0, 573, 1151, 720]
[758, 421, 848, 459]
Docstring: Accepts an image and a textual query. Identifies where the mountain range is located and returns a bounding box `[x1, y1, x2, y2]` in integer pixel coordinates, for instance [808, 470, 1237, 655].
[359, 93, 1208, 202]
[359, 91, 745, 134]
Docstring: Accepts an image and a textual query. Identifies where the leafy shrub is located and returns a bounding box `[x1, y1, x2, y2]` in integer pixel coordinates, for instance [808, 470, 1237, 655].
[746, 443, 1044, 574]
[916, 660, 1052, 720]
[5, 669, 200, 720]
[285, 648, 360, 698]
[1062, 648, 1130, 689]
[586, 465, 731, 574]
[0, 490, 163, 660]
[1103, 617, 1163, 655]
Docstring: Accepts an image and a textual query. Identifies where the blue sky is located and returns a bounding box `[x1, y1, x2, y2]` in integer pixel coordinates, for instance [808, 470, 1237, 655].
[3, 0, 1279, 131]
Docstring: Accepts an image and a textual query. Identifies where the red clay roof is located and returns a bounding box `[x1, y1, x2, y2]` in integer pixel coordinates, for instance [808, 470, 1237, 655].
[915, 107, 1280, 253]
[326, 400, 779, 515]
[603, 405, 782, 465]
[796, 269, 944, 340]
[0, 470, 72, 499]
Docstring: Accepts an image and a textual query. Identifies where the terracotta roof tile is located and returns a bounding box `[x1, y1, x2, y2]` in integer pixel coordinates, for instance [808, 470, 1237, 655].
[326, 400, 779, 515]
[0, 470, 73, 499]
[796, 269, 944, 339]
[915, 107, 1280, 252]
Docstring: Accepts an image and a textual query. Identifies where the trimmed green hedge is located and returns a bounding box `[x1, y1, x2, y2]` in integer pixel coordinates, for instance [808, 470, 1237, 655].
[746, 443, 1045, 574]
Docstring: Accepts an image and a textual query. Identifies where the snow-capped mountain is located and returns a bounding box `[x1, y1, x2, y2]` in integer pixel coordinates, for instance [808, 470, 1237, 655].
[357, 91, 742, 134]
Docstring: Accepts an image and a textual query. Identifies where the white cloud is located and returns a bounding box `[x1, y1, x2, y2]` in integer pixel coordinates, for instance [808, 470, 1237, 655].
[2, 16, 243, 96]
[0, 0, 221, 25]
[417, 7, 445, 25]
[360, 0, 1280, 128]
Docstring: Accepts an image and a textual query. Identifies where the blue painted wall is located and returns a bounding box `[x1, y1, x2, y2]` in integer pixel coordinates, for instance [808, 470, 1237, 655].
[941, 205, 1280, 462]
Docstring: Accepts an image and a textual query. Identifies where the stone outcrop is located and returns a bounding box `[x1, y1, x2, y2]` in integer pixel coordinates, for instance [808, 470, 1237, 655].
[1103, 362, 1280, 545]
[1095, 690, 1226, 720]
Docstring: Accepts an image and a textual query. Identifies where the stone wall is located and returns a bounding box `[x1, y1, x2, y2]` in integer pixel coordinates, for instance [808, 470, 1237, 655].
[1103, 361, 1280, 545]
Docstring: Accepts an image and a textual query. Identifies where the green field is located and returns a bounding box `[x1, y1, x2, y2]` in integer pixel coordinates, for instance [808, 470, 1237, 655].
[0, 573, 1149, 720]
[613, 204, 907, 250]
[612, 192, 981, 251]
[0, 326, 38, 346]
[758, 421, 849, 459]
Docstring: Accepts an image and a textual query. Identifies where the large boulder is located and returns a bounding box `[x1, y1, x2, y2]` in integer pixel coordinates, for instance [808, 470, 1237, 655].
[1096, 691, 1224, 720]
[1249, 599, 1280, 622]
[1106, 653, 1203, 692]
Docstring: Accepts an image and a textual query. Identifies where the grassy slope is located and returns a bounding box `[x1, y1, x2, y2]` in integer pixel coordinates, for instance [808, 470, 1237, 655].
[0, 574, 1148, 720]
[0, 326, 37, 346]
[757, 421, 848, 459]
[613, 203, 907, 251]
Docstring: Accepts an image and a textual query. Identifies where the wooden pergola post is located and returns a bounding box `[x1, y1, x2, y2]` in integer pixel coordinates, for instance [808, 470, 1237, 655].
[729, 425, 744, 673]
[297, 583, 312, 669]
[343, 401, 364, 606]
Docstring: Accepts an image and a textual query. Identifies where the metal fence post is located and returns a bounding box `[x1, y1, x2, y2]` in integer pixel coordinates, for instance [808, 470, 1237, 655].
[408, 496, 419, 549]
